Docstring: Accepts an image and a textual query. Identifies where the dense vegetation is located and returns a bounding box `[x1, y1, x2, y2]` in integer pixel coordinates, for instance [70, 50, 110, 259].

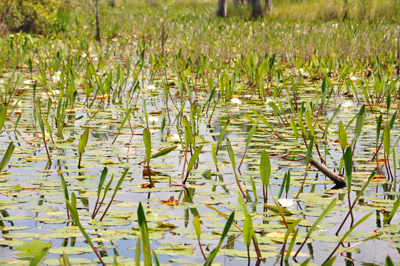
[0, 0, 399, 265]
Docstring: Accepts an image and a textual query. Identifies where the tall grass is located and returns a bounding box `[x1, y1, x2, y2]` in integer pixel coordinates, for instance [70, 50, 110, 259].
[81, 0, 400, 62]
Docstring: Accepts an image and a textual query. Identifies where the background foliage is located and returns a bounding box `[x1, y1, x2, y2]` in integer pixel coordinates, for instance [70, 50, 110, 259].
[0, 0, 70, 34]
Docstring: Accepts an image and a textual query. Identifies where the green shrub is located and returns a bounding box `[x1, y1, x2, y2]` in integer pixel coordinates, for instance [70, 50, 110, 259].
[0, 0, 68, 34]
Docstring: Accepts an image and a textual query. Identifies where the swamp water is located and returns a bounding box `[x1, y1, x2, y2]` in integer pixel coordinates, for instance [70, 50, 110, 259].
[0, 39, 399, 266]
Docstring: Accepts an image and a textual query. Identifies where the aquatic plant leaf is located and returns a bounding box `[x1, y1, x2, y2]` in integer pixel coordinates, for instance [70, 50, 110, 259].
[344, 146, 352, 193]
[182, 115, 194, 146]
[97, 167, 108, 198]
[135, 237, 141, 266]
[216, 119, 230, 153]
[143, 128, 151, 167]
[143, 100, 149, 128]
[383, 124, 390, 156]
[211, 143, 218, 167]
[0, 141, 15, 173]
[246, 125, 257, 148]
[78, 128, 89, 156]
[66, 200, 94, 250]
[305, 199, 336, 239]
[151, 146, 178, 159]
[385, 255, 394, 266]
[245, 113, 259, 127]
[61, 252, 71, 266]
[284, 224, 299, 261]
[354, 105, 365, 138]
[376, 114, 383, 148]
[226, 139, 236, 166]
[193, 215, 201, 240]
[29, 246, 50, 266]
[15, 240, 51, 259]
[388, 196, 400, 223]
[323, 256, 337, 266]
[251, 109, 274, 132]
[339, 212, 373, 243]
[112, 108, 132, 144]
[49, 247, 93, 255]
[186, 146, 203, 177]
[290, 120, 298, 140]
[250, 175, 257, 200]
[305, 138, 313, 167]
[152, 250, 160, 266]
[260, 150, 271, 188]
[110, 168, 129, 201]
[243, 215, 253, 249]
[338, 121, 347, 151]
[284, 219, 301, 244]
[238, 192, 249, 217]
[138, 202, 152, 266]
[160, 116, 166, 135]
[203, 212, 234, 266]
[271, 195, 289, 225]
[264, 205, 293, 216]
[0, 106, 7, 131]
[305, 111, 314, 137]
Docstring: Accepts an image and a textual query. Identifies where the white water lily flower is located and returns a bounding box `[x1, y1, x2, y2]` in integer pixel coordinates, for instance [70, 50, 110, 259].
[166, 133, 181, 143]
[231, 98, 242, 104]
[51, 71, 62, 83]
[50, 90, 60, 95]
[314, 225, 327, 232]
[265, 98, 273, 104]
[23, 80, 36, 85]
[147, 85, 156, 90]
[12, 100, 21, 106]
[342, 100, 353, 108]
[51, 76, 61, 83]
[278, 198, 295, 208]
[148, 116, 159, 123]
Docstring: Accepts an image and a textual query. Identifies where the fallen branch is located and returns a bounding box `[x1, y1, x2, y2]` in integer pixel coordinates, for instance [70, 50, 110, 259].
[309, 157, 346, 187]
[279, 154, 346, 187]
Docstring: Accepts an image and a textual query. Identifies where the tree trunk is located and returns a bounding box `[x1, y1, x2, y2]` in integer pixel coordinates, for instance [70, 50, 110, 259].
[343, 0, 348, 20]
[252, 0, 263, 19]
[217, 0, 227, 17]
[264, 0, 273, 12]
[95, 0, 100, 42]
[234, 0, 240, 10]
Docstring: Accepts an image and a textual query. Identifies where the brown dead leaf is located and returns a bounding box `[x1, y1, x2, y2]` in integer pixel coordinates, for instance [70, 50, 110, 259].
[159, 196, 179, 206]
[143, 168, 157, 176]
[141, 182, 155, 188]
[156, 221, 176, 228]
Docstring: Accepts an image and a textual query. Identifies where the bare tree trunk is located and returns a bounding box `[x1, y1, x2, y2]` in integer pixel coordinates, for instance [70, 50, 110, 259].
[95, 0, 100, 42]
[252, 0, 263, 19]
[343, 0, 348, 20]
[264, 0, 273, 12]
[217, 0, 227, 17]
[234, 0, 240, 10]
